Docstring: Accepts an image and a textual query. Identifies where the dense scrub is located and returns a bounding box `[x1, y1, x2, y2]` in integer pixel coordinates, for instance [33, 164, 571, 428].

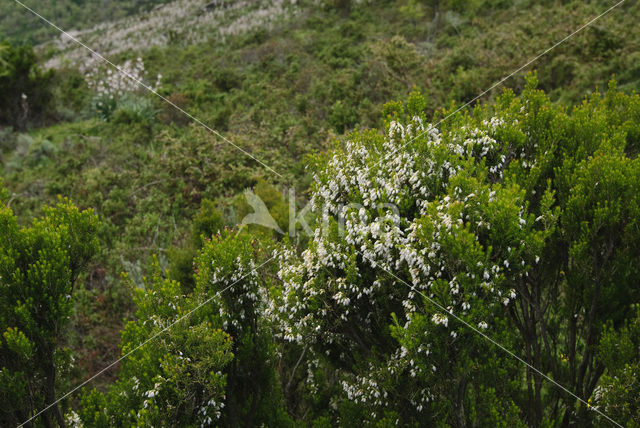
[1, 0, 639, 426]
[0, 0, 172, 44]
[4, 78, 639, 427]
[266, 80, 640, 426]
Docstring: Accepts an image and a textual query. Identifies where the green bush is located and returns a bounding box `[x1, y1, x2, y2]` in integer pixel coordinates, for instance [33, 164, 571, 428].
[0, 196, 99, 427]
[111, 95, 159, 124]
[271, 81, 640, 426]
[79, 260, 233, 427]
[0, 41, 54, 130]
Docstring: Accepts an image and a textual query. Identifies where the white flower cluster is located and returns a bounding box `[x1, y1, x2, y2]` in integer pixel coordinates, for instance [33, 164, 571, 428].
[140, 381, 162, 413]
[206, 255, 262, 332]
[385, 343, 435, 410]
[43, 0, 300, 70]
[138, 378, 225, 426]
[65, 410, 83, 428]
[341, 370, 388, 407]
[271, 114, 534, 414]
[85, 57, 160, 103]
[197, 397, 225, 426]
[431, 313, 449, 328]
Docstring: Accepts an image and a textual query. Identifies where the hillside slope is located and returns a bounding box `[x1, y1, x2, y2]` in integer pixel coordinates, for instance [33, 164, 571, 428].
[0, 0, 639, 419]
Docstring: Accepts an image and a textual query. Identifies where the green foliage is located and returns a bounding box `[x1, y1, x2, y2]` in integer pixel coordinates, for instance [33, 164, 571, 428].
[1, 1, 640, 426]
[329, 100, 358, 133]
[82, 230, 292, 426]
[192, 198, 226, 248]
[0, 0, 172, 44]
[79, 260, 233, 427]
[111, 96, 159, 126]
[0, 178, 8, 202]
[167, 198, 225, 292]
[233, 178, 288, 238]
[271, 82, 640, 426]
[0, 195, 99, 427]
[594, 307, 640, 427]
[194, 230, 293, 427]
[0, 41, 54, 130]
[166, 245, 198, 293]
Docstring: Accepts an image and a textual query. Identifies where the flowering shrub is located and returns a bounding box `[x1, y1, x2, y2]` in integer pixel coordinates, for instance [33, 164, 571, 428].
[592, 306, 640, 426]
[44, 0, 300, 70]
[78, 260, 233, 427]
[269, 78, 640, 425]
[85, 57, 160, 119]
[268, 87, 542, 424]
[0, 197, 99, 428]
[194, 231, 293, 427]
[56, 77, 640, 427]
[80, 231, 293, 427]
[195, 231, 264, 335]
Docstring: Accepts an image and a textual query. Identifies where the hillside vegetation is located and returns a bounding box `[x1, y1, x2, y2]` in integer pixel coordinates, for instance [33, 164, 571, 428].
[1, 0, 639, 426]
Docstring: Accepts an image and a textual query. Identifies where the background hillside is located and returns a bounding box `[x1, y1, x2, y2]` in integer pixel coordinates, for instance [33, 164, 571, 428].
[2, 0, 639, 395]
[0, 0, 173, 44]
[1, 0, 639, 426]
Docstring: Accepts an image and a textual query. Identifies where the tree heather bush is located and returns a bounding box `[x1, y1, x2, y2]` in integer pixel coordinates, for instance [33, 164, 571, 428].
[85, 57, 161, 120]
[80, 231, 292, 427]
[268, 77, 640, 426]
[0, 195, 99, 427]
